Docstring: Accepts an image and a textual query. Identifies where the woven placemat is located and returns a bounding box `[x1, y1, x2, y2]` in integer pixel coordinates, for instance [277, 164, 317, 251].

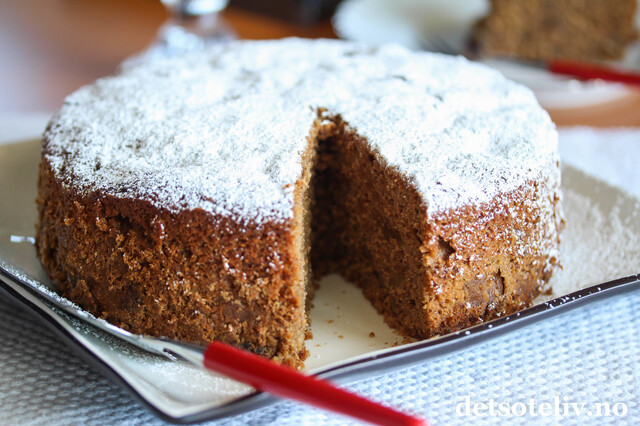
[1, 126, 639, 425]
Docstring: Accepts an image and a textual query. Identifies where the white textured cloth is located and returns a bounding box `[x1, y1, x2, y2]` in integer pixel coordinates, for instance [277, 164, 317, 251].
[1, 285, 639, 425]
[1, 125, 639, 425]
[558, 127, 640, 199]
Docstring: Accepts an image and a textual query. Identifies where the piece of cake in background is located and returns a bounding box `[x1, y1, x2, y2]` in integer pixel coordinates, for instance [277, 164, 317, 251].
[472, 0, 639, 62]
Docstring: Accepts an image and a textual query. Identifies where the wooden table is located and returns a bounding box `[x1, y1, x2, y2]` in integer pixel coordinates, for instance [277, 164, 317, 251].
[1, 0, 639, 127]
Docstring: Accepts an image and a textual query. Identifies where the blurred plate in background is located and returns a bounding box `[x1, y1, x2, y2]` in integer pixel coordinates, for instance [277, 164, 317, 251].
[333, 0, 640, 109]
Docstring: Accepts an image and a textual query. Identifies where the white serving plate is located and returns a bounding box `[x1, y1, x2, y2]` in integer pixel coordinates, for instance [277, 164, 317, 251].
[0, 138, 639, 423]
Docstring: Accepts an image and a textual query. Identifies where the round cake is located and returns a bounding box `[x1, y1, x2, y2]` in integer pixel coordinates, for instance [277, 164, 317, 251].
[36, 38, 563, 367]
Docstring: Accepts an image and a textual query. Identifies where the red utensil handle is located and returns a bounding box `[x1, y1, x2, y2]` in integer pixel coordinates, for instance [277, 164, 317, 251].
[548, 59, 640, 86]
[204, 341, 427, 426]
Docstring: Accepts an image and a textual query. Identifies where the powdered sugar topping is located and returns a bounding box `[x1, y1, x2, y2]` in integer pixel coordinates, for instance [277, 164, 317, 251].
[44, 38, 558, 224]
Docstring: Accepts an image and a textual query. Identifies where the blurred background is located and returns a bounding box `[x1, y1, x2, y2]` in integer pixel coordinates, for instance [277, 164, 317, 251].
[0, 0, 335, 112]
[0, 0, 639, 127]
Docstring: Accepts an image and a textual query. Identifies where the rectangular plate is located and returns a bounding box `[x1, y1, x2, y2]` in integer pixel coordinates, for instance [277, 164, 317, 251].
[1, 139, 639, 423]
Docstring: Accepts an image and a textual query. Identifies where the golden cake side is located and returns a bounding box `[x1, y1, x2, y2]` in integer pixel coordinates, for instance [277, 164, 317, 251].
[36, 150, 314, 368]
[310, 121, 562, 339]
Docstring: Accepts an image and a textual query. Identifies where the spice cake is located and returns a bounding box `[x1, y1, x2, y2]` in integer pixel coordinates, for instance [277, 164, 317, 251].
[36, 38, 563, 368]
[472, 0, 639, 62]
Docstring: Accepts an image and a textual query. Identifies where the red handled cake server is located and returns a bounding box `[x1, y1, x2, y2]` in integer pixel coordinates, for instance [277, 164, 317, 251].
[0, 260, 426, 425]
[155, 338, 428, 426]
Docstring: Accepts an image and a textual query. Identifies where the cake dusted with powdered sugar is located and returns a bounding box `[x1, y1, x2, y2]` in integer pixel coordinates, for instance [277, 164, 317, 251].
[37, 38, 563, 367]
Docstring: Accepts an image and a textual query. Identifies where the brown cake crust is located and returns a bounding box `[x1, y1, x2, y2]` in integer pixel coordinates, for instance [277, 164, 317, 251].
[36, 138, 318, 368]
[472, 0, 639, 61]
